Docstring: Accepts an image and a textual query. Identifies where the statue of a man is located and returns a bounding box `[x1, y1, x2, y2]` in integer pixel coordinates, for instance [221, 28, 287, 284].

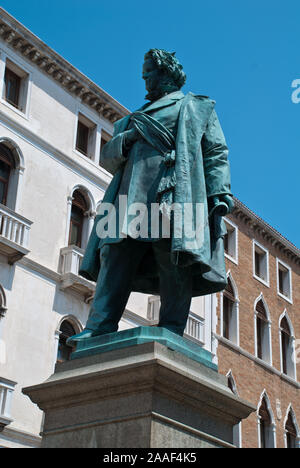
[69, 49, 234, 343]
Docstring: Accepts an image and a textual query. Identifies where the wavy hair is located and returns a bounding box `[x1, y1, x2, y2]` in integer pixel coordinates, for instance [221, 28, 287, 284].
[144, 49, 186, 90]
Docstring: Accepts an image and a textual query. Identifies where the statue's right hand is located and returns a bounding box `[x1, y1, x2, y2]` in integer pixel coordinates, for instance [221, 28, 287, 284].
[124, 128, 140, 148]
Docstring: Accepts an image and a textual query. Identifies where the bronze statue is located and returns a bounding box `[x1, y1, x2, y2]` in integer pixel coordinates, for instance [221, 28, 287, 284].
[68, 49, 234, 343]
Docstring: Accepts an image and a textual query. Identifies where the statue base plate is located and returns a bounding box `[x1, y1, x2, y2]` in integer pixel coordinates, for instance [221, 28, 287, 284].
[71, 326, 217, 371]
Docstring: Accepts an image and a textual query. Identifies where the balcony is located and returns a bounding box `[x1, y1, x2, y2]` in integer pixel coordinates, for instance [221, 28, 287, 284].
[0, 204, 32, 264]
[147, 296, 205, 344]
[0, 377, 17, 432]
[59, 245, 95, 301]
[185, 313, 205, 344]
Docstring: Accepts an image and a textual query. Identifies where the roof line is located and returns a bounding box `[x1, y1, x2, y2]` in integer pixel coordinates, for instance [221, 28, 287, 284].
[233, 197, 300, 264]
[0, 7, 129, 123]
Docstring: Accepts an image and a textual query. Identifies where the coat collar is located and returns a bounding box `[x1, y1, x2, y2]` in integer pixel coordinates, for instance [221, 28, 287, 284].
[114, 91, 185, 133]
[140, 90, 185, 114]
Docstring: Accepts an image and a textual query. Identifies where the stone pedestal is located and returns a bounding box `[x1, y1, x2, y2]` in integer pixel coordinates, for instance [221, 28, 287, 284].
[23, 327, 255, 448]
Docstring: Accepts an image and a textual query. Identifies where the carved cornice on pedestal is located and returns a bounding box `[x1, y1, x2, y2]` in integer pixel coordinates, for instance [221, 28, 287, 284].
[0, 8, 129, 124]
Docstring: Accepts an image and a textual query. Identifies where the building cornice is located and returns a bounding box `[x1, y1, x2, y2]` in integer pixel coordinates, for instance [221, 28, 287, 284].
[232, 197, 300, 266]
[0, 8, 129, 124]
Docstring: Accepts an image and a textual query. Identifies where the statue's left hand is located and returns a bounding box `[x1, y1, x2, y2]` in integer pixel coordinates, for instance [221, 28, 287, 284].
[220, 194, 235, 214]
[209, 195, 234, 217]
[209, 195, 235, 239]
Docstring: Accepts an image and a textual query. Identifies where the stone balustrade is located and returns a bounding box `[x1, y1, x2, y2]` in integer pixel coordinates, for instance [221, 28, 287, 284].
[0, 378, 17, 432]
[60, 245, 84, 277]
[59, 245, 95, 300]
[0, 204, 32, 264]
[185, 313, 205, 344]
[147, 296, 205, 344]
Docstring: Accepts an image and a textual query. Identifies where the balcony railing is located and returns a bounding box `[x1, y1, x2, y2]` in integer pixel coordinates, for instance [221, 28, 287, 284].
[59, 245, 95, 301]
[0, 377, 17, 432]
[185, 313, 205, 344]
[0, 204, 32, 264]
[147, 296, 205, 344]
[147, 296, 160, 322]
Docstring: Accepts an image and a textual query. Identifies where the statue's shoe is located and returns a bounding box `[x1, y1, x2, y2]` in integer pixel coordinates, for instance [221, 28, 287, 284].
[66, 329, 95, 344]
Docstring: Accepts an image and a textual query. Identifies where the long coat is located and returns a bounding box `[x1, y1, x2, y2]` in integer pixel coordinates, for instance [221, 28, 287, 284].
[79, 92, 232, 297]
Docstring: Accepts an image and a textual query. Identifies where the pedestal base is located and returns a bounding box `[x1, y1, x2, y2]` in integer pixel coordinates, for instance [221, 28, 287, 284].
[23, 328, 255, 448]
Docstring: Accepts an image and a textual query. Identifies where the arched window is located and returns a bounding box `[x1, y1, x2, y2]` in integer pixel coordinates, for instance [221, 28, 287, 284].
[280, 314, 295, 379]
[284, 406, 299, 449]
[221, 274, 239, 344]
[0, 284, 7, 319]
[0, 139, 25, 211]
[255, 298, 272, 364]
[285, 412, 297, 448]
[259, 398, 272, 448]
[258, 394, 276, 448]
[281, 317, 291, 375]
[57, 320, 76, 363]
[69, 190, 88, 248]
[0, 144, 14, 206]
[227, 370, 242, 447]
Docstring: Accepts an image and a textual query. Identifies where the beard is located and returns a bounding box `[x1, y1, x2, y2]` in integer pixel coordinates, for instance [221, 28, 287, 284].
[145, 87, 164, 102]
[145, 79, 180, 102]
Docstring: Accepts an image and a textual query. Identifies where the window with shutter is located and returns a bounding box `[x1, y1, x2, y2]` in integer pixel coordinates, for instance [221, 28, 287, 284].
[0, 144, 14, 206]
[69, 190, 88, 248]
[57, 320, 76, 363]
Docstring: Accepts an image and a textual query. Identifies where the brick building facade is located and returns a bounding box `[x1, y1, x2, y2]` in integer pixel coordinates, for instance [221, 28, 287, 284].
[217, 198, 300, 448]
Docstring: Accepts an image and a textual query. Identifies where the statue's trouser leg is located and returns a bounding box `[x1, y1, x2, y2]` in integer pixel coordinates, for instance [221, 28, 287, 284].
[153, 239, 193, 336]
[85, 238, 150, 334]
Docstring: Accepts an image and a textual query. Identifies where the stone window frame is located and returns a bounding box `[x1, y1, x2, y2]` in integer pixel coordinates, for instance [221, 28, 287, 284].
[0, 284, 7, 319]
[65, 185, 96, 250]
[276, 258, 293, 304]
[0, 137, 25, 212]
[0, 50, 32, 120]
[220, 271, 240, 347]
[252, 240, 270, 288]
[226, 370, 242, 448]
[278, 311, 297, 381]
[257, 390, 276, 448]
[73, 107, 101, 163]
[283, 404, 300, 449]
[223, 217, 238, 265]
[254, 294, 273, 366]
[54, 315, 83, 366]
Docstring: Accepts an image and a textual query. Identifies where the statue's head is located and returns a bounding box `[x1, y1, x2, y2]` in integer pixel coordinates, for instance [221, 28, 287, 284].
[143, 49, 186, 102]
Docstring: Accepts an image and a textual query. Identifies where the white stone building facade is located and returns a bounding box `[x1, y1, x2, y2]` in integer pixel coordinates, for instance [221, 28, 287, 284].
[0, 9, 217, 448]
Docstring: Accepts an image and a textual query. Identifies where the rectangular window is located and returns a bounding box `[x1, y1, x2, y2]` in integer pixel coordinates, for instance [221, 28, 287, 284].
[277, 260, 292, 301]
[4, 68, 21, 108]
[224, 219, 238, 263]
[2, 59, 29, 113]
[253, 242, 269, 285]
[75, 113, 97, 159]
[76, 121, 89, 156]
[99, 130, 112, 168]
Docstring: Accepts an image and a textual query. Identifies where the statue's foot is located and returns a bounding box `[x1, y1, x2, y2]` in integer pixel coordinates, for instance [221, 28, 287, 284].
[66, 329, 95, 344]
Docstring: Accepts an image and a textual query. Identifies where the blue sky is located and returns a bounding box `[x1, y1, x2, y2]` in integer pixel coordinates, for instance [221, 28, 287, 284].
[1, 0, 299, 247]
